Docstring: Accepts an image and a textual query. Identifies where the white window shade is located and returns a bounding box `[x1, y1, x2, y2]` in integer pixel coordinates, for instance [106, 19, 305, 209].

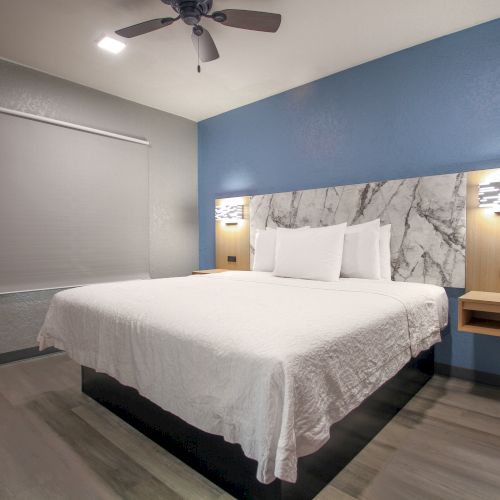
[0, 113, 150, 294]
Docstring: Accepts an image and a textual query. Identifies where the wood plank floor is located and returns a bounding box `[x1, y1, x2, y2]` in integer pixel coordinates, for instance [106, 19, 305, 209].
[1, 354, 499, 500]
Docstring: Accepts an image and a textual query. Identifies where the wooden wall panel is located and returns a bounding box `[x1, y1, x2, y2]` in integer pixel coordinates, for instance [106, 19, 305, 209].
[467, 169, 500, 292]
[215, 197, 251, 271]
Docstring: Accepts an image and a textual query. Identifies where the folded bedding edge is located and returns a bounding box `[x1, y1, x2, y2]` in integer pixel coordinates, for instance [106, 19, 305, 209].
[38, 331, 438, 484]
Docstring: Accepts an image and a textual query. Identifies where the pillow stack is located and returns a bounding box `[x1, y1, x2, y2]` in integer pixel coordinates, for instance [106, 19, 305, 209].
[252, 219, 392, 282]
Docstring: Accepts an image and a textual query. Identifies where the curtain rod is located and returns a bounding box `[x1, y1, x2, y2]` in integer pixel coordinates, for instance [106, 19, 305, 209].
[0, 106, 150, 146]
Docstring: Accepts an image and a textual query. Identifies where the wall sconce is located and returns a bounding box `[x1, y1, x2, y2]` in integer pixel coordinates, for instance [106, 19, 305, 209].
[215, 204, 244, 225]
[478, 182, 500, 212]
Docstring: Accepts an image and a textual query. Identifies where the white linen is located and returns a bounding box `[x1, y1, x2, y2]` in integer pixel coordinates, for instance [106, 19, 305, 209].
[252, 228, 277, 272]
[253, 227, 309, 272]
[379, 224, 392, 280]
[341, 220, 381, 279]
[273, 224, 346, 281]
[38, 271, 447, 484]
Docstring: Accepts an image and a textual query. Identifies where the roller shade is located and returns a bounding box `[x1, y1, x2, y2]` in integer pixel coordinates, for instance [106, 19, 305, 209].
[0, 112, 150, 293]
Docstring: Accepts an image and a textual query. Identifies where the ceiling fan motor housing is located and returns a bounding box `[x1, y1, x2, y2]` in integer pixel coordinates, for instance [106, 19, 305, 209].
[162, 0, 213, 25]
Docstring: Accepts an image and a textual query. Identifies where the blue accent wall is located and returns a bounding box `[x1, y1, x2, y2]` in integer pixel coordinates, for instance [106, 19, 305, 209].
[198, 19, 500, 377]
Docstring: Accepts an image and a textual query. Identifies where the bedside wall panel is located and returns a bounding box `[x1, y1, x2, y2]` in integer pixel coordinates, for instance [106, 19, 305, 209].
[215, 197, 251, 271]
[466, 169, 500, 292]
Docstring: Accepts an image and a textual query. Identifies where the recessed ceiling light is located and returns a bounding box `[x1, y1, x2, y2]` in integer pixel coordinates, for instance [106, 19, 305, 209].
[97, 36, 126, 54]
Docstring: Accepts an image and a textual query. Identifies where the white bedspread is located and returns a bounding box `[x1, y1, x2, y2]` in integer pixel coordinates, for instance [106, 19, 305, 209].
[38, 271, 448, 484]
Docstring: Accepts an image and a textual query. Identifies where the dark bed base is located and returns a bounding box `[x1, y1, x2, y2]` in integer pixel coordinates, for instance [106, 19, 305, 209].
[82, 347, 434, 499]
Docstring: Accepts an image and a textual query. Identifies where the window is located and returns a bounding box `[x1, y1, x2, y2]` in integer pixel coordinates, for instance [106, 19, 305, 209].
[0, 113, 150, 293]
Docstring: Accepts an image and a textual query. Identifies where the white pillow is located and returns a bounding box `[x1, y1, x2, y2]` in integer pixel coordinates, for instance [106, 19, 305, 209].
[341, 219, 381, 279]
[273, 224, 347, 281]
[379, 224, 392, 280]
[252, 228, 277, 272]
[252, 226, 310, 272]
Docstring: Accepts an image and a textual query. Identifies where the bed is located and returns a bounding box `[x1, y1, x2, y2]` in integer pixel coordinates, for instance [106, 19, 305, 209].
[38, 270, 448, 499]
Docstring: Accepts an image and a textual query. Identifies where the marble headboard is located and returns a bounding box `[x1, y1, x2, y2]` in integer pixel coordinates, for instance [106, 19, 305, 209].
[250, 172, 466, 287]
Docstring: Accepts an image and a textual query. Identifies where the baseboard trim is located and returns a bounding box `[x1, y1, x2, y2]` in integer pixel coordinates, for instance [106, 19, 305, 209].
[0, 346, 60, 365]
[435, 363, 500, 387]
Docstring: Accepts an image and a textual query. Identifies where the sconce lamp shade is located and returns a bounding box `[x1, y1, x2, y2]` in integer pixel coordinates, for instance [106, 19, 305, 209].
[479, 182, 500, 211]
[215, 204, 244, 221]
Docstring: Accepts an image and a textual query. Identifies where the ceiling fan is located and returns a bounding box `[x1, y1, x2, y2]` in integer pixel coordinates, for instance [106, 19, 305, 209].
[115, 0, 281, 71]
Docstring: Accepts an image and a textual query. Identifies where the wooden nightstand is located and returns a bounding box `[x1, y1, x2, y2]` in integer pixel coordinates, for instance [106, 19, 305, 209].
[458, 291, 500, 337]
[192, 269, 228, 275]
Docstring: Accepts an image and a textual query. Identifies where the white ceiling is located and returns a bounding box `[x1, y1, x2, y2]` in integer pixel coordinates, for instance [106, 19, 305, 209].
[1, 0, 500, 122]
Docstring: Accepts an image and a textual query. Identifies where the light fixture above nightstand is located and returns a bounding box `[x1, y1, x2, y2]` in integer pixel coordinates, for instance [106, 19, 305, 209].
[215, 204, 244, 225]
[478, 181, 500, 212]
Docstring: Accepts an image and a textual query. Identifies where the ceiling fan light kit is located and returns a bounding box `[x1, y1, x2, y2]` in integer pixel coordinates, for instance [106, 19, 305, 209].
[115, 0, 281, 71]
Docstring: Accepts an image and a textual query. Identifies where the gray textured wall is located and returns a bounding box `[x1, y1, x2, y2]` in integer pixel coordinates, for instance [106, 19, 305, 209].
[0, 289, 64, 353]
[0, 59, 198, 355]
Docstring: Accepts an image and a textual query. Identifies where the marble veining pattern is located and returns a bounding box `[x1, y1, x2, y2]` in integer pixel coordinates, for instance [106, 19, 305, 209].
[250, 173, 466, 287]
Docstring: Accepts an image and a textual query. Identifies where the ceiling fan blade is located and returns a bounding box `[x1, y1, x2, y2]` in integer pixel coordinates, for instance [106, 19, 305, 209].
[215, 10, 281, 33]
[115, 17, 176, 38]
[192, 27, 219, 63]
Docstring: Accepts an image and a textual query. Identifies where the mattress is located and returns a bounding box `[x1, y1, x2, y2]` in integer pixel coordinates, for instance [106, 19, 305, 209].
[38, 271, 448, 484]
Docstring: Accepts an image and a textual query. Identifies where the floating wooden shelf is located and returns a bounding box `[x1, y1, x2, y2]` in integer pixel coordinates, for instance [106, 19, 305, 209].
[459, 291, 500, 337]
